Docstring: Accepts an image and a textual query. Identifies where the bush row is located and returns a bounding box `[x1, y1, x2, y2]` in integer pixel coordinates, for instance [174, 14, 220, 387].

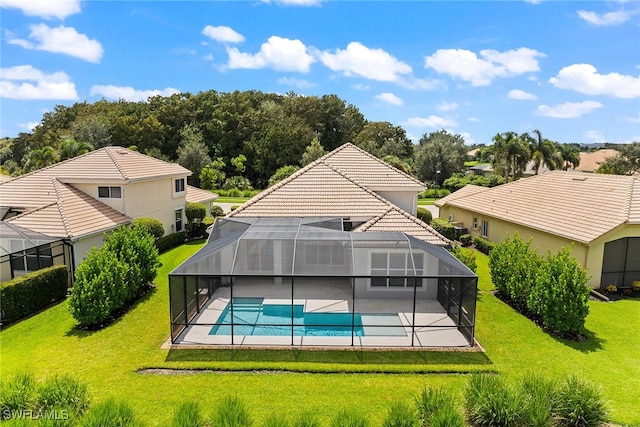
[68, 226, 160, 327]
[449, 245, 477, 273]
[0, 372, 608, 426]
[156, 231, 187, 253]
[420, 188, 450, 198]
[472, 236, 494, 255]
[430, 218, 456, 241]
[0, 265, 68, 325]
[489, 233, 590, 338]
[213, 188, 261, 198]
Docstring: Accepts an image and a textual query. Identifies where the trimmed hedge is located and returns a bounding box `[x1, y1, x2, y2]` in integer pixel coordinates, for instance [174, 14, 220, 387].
[131, 217, 164, 239]
[0, 265, 68, 325]
[155, 231, 187, 253]
[430, 218, 455, 241]
[473, 236, 495, 254]
[459, 233, 472, 246]
[416, 207, 432, 225]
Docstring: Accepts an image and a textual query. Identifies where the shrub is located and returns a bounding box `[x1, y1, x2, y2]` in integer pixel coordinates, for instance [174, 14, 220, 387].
[633, 281, 640, 292]
[605, 284, 617, 293]
[415, 385, 463, 427]
[429, 405, 465, 427]
[472, 236, 494, 255]
[382, 401, 418, 427]
[37, 375, 90, 417]
[103, 226, 160, 299]
[430, 218, 455, 241]
[68, 248, 128, 327]
[155, 231, 187, 253]
[222, 176, 253, 191]
[449, 245, 477, 273]
[172, 401, 204, 427]
[210, 396, 253, 427]
[269, 165, 300, 187]
[489, 233, 541, 309]
[528, 246, 590, 337]
[0, 265, 68, 325]
[0, 372, 37, 417]
[557, 375, 608, 427]
[211, 205, 225, 217]
[459, 234, 472, 246]
[416, 208, 432, 225]
[519, 373, 561, 427]
[227, 188, 242, 197]
[79, 398, 140, 427]
[465, 374, 523, 427]
[330, 409, 369, 427]
[422, 189, 451, 198]
[185, 202, 207, 224]
[131, 217, 164, 239]
[230, 206, 240, 211]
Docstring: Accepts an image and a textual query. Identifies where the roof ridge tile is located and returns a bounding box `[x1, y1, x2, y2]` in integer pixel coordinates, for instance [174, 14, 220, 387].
[104, 146, 130, 180]
[52, 179, 74, 238]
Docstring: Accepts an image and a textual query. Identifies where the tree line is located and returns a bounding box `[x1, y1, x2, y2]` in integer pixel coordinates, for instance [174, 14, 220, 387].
[0, 90, 637, 190]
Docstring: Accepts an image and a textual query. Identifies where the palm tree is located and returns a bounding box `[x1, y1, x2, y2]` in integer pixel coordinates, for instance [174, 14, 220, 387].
[492, 132, 530, 182]
[24, 146, 59, 171]
[559, 144, 581, 170]
[527, 130, 561, 175]
[59, 139, 94, 160]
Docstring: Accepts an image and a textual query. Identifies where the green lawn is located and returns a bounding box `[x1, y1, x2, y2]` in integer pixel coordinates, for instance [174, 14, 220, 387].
[214, 196, 250, 204]
[1, 245, 638, 425]
[417, 198, 436, 205]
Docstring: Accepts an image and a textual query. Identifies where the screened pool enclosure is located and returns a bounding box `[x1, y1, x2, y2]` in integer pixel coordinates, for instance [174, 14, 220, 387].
[169, 217, 478, 348]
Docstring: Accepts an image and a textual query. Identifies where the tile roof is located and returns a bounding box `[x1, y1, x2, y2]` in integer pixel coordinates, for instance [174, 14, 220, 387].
[0, 175, 12, 183]
[436, 171, 639, 244]
[434, 185, 490, 208]
[354, 207, 451, 246]
[230, 143, 448, 246]
[186, 185, 218, 204]
[5, 179, 130, 239]
[321, 143, 425, 189]
[575, 149, 619, 173]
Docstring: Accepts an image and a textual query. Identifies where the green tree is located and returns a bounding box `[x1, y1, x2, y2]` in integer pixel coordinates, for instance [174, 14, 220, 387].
[71, 116, 112, 148]
[597, 142, 640, 175]
[231, 153, 247, 175]
[58, 139, 94, 161]
[24, 146, 59, 171]
[559, 143, 581, 170]
[382, 155, 412, 175]
[414, 130, 466, 186]
[300, 137, 327, 166]
[492, 132, 530, 182]
[131, 217, 164, 239]
[354, 121, 413, 159]
[199, 158, 226, 190]
[177, 124, 211, 187]
[269, 165, 300, 186]
[527, 130, 561, 174]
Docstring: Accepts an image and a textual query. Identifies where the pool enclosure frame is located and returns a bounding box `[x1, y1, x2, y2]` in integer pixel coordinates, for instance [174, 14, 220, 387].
[169, 217, 478, 347]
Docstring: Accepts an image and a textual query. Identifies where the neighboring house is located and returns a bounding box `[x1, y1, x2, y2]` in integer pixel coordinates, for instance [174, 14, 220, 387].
[574, 149, 620, 173]
[435, 171, 640, 288]
[467, 163, 494, 178]
[169, 143, 477, 348]
[0, 147, 216, 277]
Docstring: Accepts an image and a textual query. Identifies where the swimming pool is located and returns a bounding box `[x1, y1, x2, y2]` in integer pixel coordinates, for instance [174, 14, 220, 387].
[209, 298, 406, 337]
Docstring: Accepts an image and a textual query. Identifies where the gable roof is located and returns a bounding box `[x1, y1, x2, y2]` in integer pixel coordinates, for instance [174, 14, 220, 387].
[229, 143, 448, 246]
[575, 149, 619, 173]
[186, 185, 218, 204]
[5, 179, 130, 239]
[436, 171, 639, 244]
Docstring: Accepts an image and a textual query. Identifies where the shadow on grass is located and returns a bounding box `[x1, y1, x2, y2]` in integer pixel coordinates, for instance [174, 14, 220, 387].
[551, 327, 605, 353]
[64, 287, 158, 338]
[165, 348, 492, 366]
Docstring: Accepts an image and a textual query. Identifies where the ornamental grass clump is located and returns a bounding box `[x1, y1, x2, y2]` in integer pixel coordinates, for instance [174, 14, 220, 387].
[519, 373, 561, 427]
[557, 375, 608, 427]
[210, 396, 253, 427]
[79, 398, 141, 427]
[292, 413, 321, 427]
[0, 372, 37, 416]
[465, 374, 523, 427]
[172, 401, 204, 427]
[263, 415, 290, 427]
[383, 400, 419, 427]
[37, 375, 90, 418]
[330, 409, 369, 427]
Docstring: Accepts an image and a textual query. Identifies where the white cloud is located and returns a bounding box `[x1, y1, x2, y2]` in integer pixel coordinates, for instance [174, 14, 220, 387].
[7, 24, 103, 63]
[226, 36, 315, 72]
[508, 89, 537, 100]
[204, 54, 214, 61]
[405, 115, 457, 128]
[577, 10, 633, 26]
[202, 25, 244, 44]
[375, 92, 403, 106]
[277, 77, 316, 89]
[19, 121, 39, 131]
[468, 117, 480, 122]
[0, 65, 78, 100]
[352, 83, 371, 91]
[319, 42, 412, 82]
[0, 0, 80, 19]
[424, 47, 545, 86]
[90, 85, 180, 102]
[397, 76, 441, 90]
[585, 130, 605, 142]
[261, 0, 323, 6]
[536, 101, 603, 118]
[549, 64, 640, 99]
[524, 0, 544, 3]
[459, 132, 475, 145]
[437, 101, 458, 111]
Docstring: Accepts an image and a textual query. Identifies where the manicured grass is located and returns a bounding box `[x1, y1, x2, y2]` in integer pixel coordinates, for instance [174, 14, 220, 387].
[416, 198, 436, 205]
[1, 246, 638, 425]
[214, 196, 250, 204]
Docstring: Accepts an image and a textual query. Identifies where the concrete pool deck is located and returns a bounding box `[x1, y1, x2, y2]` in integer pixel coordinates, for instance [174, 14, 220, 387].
[172, 282, 472, 348]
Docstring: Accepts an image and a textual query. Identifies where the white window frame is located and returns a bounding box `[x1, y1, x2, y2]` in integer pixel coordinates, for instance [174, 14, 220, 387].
[482, 220, 489, 238]
[369, 252, 424, 289]
[98, 186, 122, 199]
[174, 178, 186, 194]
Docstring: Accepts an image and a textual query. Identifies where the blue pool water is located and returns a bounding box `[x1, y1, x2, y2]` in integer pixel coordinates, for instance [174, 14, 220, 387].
[209, 297, 366, 337]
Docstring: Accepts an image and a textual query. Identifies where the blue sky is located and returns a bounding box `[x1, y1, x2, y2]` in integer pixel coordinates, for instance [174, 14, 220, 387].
[1, 0, 639, 145]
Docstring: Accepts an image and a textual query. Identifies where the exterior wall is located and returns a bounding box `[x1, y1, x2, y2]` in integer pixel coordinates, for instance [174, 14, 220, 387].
[72, 175, 188, 236]
[586, 223, 640, 288]
[72, 233, 106, 268]
[375, 190, 419, 215]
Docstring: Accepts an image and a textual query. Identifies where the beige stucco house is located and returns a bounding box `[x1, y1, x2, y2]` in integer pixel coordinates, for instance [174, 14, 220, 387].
[0, 147, 216, 281]
[435, 171, 640, 288]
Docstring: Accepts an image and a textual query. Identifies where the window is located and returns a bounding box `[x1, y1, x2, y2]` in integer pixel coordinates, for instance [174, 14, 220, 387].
[369, 252, 424, 288]
[98, 186, 122, 198]
[304, 243, 346, 266]
[175, 209, 183, 232]
[481, 220, 489, 238]
[175, 178, 185, 193]
[246, 240, 274, 272]
[473, 217, 478, 230]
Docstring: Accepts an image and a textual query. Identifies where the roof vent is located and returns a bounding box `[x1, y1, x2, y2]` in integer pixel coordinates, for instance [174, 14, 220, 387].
[572, 177, 587, 181]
